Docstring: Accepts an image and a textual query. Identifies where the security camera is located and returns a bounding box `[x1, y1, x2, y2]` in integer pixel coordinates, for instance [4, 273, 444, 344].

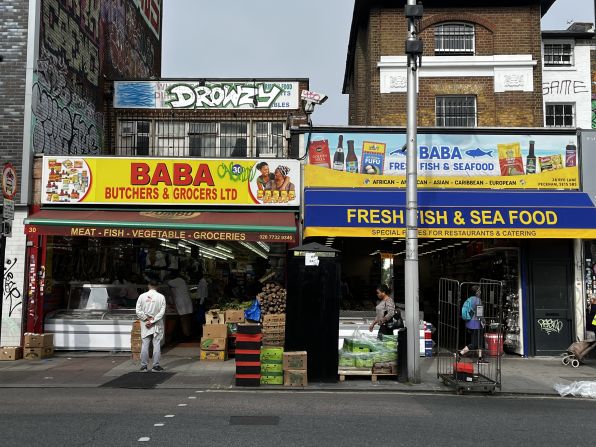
[301, 90, 328, 115]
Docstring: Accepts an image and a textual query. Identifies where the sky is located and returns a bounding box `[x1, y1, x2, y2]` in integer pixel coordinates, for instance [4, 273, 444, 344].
[162, 0, 595, 126]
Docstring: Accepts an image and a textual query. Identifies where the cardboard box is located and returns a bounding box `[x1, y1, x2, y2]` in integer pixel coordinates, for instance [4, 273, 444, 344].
[202, 324, 228, 338]
[131, 352, 141, 361]
[261, 346, 284, 362]
[260, 373, 284, 385]
[263, 314, 286, 323]
[261, 338, 284, 347]
[225, 309, 245, 324]
[283, 351, 307, 371]
[23, 347, 54, 360]
[0, 346, 22, 361]
[24, 333, 54, 348]
[262, 324, 285, 334]
[200, 350, 227, 361]
[284, 369, 308, 387]
[260, 362, 283, 374]
[132, 320, 141, 331]
[205, 309, 224, 325]
[130, 339, 142, 352]
[200, 337, 227, 351]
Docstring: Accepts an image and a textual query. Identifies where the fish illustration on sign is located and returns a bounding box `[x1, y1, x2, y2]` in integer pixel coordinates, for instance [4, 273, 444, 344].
[465, 148, 493, 158]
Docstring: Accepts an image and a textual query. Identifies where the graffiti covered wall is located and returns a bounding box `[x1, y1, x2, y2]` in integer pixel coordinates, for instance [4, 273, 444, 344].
[1, 210, 27, 346]
[542, 41, 592, 129]
[33, 0, 162, 155]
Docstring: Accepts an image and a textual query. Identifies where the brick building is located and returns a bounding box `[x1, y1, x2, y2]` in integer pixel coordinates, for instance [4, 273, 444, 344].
[343, 0, 557, 128]
[1, 0, 163, 346]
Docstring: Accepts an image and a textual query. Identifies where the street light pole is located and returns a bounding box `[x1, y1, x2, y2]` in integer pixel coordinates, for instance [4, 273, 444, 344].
[404, 0, 423, 383]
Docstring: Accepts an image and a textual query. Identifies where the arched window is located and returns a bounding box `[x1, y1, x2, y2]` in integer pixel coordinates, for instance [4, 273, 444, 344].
[434, 23, 475, 55]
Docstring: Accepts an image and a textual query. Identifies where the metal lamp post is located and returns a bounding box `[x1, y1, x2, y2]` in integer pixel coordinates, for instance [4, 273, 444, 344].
[404, 0, 423, 383]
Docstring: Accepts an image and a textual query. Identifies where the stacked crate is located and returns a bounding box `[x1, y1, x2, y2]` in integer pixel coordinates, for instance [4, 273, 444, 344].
[419, 322, 433, 357]
[235, 324, 262, 386]
[224, 310, 245, 359]
[0, 347, 22, 361]
[131, 320, 142, 360]
[262, 314, 285, 347]
[283, 351, 308, 387]
[200, 323, 228, 361]
[260, 346, 284, 385]
[23, 333, 54, 360]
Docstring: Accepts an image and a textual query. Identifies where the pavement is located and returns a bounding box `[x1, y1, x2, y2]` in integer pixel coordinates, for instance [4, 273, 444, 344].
[2, 346, 596, 396]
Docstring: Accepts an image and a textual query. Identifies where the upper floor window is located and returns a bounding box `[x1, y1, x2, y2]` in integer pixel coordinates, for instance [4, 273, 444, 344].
[434, 23, 475, 55]
[435, 96, 476, 127]
[545, 103, 575, 127]
[543, 43, 573, 66]
[117, 120, 285, 158]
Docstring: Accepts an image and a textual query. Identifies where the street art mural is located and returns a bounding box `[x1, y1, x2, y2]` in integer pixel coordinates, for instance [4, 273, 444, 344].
[33, 0, 161, 155]
[32, 52, 103, 155]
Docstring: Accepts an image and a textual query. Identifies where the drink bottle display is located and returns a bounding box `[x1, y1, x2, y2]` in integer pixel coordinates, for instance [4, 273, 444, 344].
[565, 140, 577, 167]
[333, 135, 345, 171]
[345, 140, 358, 173]
[525, 140, 536, 174]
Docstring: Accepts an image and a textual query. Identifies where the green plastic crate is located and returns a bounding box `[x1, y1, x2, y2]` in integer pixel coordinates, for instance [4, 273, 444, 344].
[260, 346, 283, 362]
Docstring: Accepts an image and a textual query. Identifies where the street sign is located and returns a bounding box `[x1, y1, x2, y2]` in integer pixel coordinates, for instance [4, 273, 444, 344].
[2, 163, 17, 200]
[3, 198, 14, 221]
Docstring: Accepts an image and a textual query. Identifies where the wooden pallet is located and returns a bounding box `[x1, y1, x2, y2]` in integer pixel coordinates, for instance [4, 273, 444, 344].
[338, 368, 397, 383]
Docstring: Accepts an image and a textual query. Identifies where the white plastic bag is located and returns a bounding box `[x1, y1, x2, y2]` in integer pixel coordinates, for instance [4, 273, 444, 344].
[554, 381, 596, 398]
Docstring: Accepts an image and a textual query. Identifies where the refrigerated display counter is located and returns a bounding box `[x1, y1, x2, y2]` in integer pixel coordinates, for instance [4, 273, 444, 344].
[44, 283, 141, 351]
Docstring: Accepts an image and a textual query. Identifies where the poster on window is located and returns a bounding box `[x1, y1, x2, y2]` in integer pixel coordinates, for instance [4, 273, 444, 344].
[304, 131, 579, 190]
[41, 156, 301, 206]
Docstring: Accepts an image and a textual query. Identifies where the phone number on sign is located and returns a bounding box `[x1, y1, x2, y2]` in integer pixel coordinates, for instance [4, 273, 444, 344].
[259, 233, 295, 241]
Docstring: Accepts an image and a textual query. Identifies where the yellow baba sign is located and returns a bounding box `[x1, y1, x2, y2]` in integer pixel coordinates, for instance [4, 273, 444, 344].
[41, 157, 301, 206]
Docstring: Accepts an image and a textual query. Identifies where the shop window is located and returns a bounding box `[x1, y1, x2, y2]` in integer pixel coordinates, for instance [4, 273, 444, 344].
[434, 23, 475, 55]
[118, 120, 150, 156]
[155, 121, 188, 157]
[220, 122, 248, 157]
[435, 96, 476, 127]
[255, 121, 285, 157]
[543, 42, 573, 66]
[545, 103, 575, 127]
[189, 122, 217, 157]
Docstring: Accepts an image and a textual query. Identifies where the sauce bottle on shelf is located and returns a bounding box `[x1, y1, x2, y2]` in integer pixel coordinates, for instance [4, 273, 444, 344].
[345, 140, 358, 173]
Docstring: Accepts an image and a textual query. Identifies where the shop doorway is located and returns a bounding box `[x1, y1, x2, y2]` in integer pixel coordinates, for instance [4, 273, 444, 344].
[529, 259, 574, 355]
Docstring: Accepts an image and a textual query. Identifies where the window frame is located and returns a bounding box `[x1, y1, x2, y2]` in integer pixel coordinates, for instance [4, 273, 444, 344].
[545, 103, 575, 128]
[435, 96, 477, 128]
[543, 40, 574, 67]
[116, 119, 287, 158]
[434, 22, 475, 55]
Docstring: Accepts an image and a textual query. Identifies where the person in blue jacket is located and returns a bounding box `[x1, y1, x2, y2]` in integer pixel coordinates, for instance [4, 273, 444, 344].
[460, 285, 485, 360]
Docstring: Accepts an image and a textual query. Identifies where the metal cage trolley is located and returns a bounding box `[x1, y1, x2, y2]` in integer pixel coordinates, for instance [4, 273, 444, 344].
[437, 279, 503, 394]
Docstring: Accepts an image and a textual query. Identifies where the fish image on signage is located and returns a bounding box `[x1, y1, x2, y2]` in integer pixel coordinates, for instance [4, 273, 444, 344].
[465, 148, 494, 158]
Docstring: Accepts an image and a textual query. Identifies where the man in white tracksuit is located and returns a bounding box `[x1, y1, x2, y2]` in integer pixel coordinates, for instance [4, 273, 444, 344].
[136, 278, 167, 372]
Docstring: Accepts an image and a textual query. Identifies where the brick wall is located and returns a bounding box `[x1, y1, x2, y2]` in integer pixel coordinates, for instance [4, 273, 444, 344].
[0, 0, 28, 204]
[347, 4, 544, 127]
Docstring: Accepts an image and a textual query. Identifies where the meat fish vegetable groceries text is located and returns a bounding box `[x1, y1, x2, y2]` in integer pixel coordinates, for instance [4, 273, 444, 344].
[346, 209, 558, 226]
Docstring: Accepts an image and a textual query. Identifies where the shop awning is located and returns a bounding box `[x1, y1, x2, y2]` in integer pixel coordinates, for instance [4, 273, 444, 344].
[24, 209, 297, 243]
[304, 189, 596, 239]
